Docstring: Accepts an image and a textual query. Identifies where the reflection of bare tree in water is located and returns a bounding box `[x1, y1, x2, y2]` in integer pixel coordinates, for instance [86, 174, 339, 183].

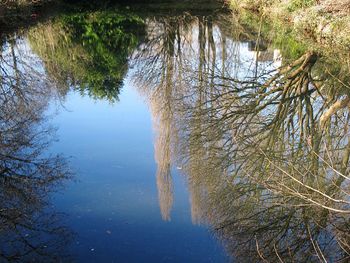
[132, 12, 235, 223]
[0, 36, 72, 262]
[132, 12, 350, 262]
[182, 48, 350, 261]
[152, 19, 176, 221]
[133, 14, 192, 221]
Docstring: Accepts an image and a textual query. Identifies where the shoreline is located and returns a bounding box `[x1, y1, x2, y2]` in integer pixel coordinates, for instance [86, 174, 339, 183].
[228, 0, 350, 54]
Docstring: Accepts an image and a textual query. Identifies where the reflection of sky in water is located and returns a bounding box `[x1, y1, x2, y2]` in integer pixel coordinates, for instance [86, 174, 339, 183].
[1, 7, 347, 262]
[1, 15, 285, 262]
[3, 14, 288, 262]
[48, 78, 228, 262]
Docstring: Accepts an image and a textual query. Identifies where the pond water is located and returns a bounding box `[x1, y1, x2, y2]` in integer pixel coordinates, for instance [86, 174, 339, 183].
[1, 1, 350, 262]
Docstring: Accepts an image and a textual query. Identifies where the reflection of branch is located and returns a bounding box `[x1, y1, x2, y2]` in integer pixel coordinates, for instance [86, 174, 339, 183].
[255, 237, 269, 263]
[320, 96, 350, 128]
[307, 225, 327, 263]
[259, 148, 350, 207]
[131, 11, 350, 261]
[1, 35, 72, 261]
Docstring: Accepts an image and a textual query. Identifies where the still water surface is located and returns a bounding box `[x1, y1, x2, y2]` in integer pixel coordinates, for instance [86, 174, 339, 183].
[51, 84, 227, 262]
[1, 2, 350, 262]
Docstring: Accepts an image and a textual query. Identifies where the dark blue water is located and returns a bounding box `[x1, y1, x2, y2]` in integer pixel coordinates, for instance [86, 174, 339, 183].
[49, 82, 228, 262]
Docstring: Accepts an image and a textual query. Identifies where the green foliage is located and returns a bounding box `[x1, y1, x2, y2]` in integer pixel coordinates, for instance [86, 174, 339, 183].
[29, 10, 145, 102]
[233, 10, 307, 60]
[286, 0, 317, 12]
[230, 0, 350, 57]
[61, 12, 144, 101]
[230, 0, 317, 12]
[268, 24, 307, 59]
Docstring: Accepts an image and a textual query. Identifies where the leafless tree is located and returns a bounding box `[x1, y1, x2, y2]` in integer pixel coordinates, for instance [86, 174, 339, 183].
[0, 34, 73, 262]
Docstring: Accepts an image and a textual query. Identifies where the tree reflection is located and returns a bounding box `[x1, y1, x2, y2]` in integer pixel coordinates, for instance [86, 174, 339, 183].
[132, 12, 235, 222]
[132, 12, 350, 261]
[28, 10, 145, 102]
[136, 15, 184, 221]
[0, 35, 72, 262]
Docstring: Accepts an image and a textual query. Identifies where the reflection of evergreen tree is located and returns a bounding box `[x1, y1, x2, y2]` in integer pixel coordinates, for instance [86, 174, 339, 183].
[29, 10, 145, 102]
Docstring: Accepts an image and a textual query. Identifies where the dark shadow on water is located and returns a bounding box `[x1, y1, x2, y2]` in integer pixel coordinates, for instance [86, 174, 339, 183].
[0, 35, 73, 261]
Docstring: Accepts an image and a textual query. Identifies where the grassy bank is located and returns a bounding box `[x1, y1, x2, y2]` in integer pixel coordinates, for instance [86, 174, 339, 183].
[0, 0, 60, 31]
[229, 0, 350, 51]
[0, 0, 224, 32]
